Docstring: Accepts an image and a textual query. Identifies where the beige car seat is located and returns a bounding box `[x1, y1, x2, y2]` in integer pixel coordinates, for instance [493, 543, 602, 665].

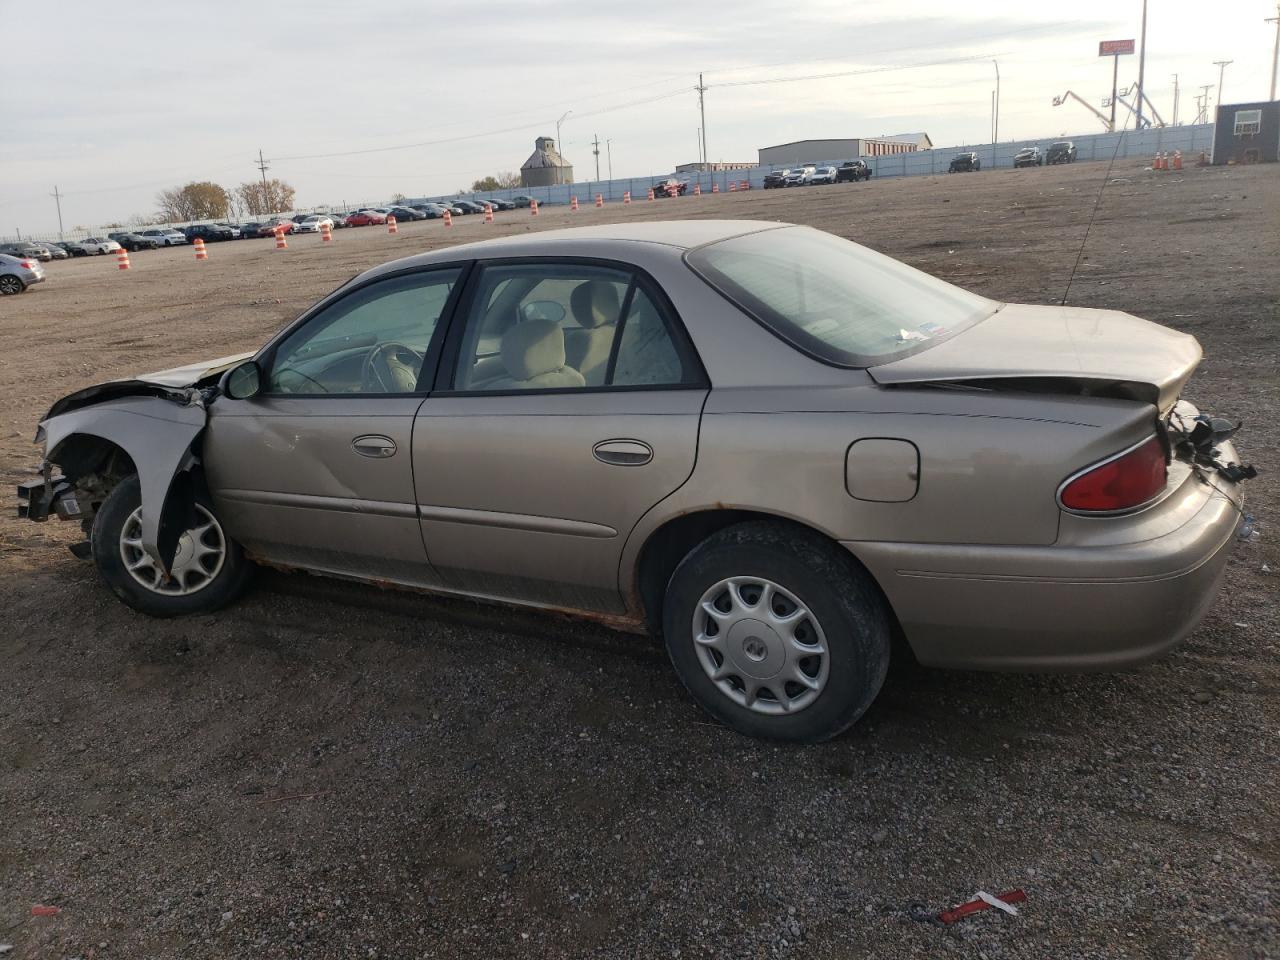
[564, 280, 622, 385]
[486, 318, 586, 390]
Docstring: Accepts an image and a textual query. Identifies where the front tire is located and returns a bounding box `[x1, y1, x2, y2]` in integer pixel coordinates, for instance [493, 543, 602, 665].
[662, 522, 891, 743]
[91, 475, 252, 617]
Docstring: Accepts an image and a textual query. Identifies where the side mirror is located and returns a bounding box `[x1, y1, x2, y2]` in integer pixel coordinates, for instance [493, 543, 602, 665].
[222, 359, 263, 400]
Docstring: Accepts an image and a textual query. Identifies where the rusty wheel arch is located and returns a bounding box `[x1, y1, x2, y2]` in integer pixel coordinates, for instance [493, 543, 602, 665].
[632, 509, 900, 641]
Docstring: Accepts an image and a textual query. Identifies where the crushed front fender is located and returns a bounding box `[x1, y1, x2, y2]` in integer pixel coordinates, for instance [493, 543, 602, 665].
[37, 395, 209, 572]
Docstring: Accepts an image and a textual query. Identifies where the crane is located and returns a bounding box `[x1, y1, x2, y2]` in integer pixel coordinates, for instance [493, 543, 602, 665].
[1052, 91, 1115, 131]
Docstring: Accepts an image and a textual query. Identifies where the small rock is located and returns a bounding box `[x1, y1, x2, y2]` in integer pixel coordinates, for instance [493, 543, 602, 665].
[498, 860, 516, 875]
[1192, 691, 1213, 704]
[221, 911, 233, 922]
[871, 829, 888, 843]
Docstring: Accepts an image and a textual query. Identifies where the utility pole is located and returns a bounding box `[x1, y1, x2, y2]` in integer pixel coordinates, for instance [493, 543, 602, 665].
[50, 185, 65, 240]
[696, 128, 702, 165]
[256, 148, 271, 214]
[606, 139, 613, 180]
[592, 133, 601, 181]
[1197, 85, 1214, 124]
[696, 73, 708, 170]
[1136, 0, 1149, 128]
[1171, 73, 1180, 126]
[1269, 4, 1280, 101]
[1213, 60, 1233, 113]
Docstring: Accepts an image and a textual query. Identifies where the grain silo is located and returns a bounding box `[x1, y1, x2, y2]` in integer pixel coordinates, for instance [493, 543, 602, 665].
[520, 136, 573, 187]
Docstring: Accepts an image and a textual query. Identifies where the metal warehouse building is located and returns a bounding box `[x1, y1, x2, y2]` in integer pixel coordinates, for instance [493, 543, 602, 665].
[758, 133, 932, 167]
[1212, 100, 1279, 165]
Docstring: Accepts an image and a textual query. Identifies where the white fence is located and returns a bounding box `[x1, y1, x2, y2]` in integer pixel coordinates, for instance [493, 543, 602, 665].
[4, 124, 1216, 243]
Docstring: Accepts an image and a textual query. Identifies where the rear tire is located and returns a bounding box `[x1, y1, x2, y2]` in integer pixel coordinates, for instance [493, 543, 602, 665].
[662, 522, 891, 743]
[0, 275, 24, 295]
[91, 475, 253, 617]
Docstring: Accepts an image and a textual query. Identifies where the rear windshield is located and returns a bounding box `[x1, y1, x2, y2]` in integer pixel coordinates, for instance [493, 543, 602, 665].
[685, 226, 997, 366]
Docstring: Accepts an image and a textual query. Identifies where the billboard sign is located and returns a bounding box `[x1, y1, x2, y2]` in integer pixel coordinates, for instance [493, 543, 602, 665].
[1099, 39, 1135, 56]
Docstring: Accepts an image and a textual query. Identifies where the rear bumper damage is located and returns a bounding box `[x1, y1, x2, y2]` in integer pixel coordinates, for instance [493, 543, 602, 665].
[850, 436, 1254, 672]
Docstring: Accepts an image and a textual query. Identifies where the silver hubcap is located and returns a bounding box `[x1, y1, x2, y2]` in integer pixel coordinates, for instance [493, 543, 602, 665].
[119, 505, 226, 596]
[692, 577, 829, 716]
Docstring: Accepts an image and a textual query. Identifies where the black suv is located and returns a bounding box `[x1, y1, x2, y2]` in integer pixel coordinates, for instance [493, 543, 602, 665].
[1013, 146, 1043, 168]
[108, 232, 160, 251]
[948, 152, 981, 173]
[1046, 141, 1077, 164]
[835, 160, 872, 183]
[184, 223, 235, 242]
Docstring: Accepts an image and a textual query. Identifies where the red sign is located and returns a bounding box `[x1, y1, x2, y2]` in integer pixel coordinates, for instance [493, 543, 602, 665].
[1099, 39, 1135, 56]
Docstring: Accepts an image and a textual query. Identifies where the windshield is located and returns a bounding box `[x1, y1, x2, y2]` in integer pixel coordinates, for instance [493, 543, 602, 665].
[685, 226, 997, 366]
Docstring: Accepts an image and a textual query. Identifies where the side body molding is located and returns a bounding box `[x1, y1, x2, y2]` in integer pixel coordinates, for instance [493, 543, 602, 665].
[40, 395, 209, 571]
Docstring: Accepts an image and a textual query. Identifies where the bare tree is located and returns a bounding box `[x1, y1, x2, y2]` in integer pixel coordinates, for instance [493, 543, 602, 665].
[470, 172, 522, 192]
[236, 179, 297, 216]
[156, 181, 231, 222]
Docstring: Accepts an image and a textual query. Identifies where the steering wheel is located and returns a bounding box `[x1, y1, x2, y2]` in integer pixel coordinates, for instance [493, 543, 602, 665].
[361, 341, 423, 393]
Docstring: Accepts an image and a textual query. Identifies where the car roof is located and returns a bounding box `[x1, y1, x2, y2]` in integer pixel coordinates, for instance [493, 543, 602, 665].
[360, 219, 788, 280]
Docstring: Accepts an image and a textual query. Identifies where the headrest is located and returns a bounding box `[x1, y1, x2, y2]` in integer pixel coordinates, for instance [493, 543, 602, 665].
[501, 318, 566, 381]
[570, 281, 622, 329]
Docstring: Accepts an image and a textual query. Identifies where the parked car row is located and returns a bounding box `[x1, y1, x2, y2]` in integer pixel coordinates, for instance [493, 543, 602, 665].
[763, 160, 872, 189]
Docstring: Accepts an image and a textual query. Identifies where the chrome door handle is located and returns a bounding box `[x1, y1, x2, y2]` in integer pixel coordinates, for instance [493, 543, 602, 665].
[593, 439, 653, 466]
[352, 435, 397, 458]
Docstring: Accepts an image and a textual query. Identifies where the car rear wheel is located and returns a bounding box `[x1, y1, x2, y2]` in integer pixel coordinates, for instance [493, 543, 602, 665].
[0, 275, 25, 295]
[91, 475, 252, 617]
[663, 522, 891, 742]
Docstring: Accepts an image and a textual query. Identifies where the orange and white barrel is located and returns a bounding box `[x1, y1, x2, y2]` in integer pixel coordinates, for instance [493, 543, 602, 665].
[387, 215, 398, 234]
[193, 237, 208, 261]
[531, 199, 539, 216]
[443, 210, 453, 228]
[623, 191, 631, 204]
[321, 222, 333, 243]
[595, 194, 603, 208]
[484, 205, 493, 223]
[116, 248, 131, 270]
[570, 196, 579, 211]
[274, 227, 288, 250]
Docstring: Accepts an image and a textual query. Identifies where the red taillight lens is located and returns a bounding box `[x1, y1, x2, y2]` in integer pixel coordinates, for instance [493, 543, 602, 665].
[1060, 436, 1168, 512]
[19, 259, 36, 268]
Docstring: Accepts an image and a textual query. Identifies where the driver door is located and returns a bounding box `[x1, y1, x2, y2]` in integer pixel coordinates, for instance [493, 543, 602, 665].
[204, 266, 464, 586]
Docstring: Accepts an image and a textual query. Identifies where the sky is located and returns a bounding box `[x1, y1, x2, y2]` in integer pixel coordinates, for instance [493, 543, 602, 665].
[1, 0, 1275, 235]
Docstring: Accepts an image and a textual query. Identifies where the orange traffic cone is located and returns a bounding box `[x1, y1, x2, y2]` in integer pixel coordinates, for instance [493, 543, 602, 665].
[570, 196, 579, 211]
[1172, 150, 1183, 171]
[321, 222, 332, 243]
[694, 183, 701, 196]
[484, 204, 493, 223]
[531, 199, 539, 216]
[647, 188, 655, 201]
[193, 237, 208, 261]
[274, 227, 288, 250]
[443, 210, 453, 228]
[387, 215, 398, 234]
[623, 191, 631, 204]
[712, 182, 720, 193]
[116, 248, 131, 271]
[595, 194, 603, 208]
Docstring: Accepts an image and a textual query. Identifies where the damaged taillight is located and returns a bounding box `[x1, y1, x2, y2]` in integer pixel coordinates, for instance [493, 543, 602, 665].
[1059, 435, 1168, 512]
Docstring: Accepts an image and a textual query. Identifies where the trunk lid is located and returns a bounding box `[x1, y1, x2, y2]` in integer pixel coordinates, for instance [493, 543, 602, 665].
[869, 303, 1201, 413]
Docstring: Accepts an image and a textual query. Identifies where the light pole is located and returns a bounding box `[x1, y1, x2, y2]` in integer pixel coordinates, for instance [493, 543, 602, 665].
[992, 59, 1000, 147]
[555, 111, 571, 156]
[1171, 73, 1179, 126]
[1269, 5, 1280, 101]
[606, 139, 613, 180]
[1136, 0, 1149, 128]
[1213, 60, 1232, 113]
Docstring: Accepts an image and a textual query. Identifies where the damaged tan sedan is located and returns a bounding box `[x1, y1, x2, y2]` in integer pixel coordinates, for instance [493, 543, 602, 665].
[19, 222, 1256, 742]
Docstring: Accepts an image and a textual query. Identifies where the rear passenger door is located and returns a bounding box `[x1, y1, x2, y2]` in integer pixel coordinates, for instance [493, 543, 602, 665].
[412, 259, 709, 614]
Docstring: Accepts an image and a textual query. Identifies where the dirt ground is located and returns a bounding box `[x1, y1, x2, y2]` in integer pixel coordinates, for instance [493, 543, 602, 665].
[1, 160, 1277, 959]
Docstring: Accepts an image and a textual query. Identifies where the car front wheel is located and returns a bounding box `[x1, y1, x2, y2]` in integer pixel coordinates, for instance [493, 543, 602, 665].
[91, 475, 252, 617]
[663, 522, 891, 742]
